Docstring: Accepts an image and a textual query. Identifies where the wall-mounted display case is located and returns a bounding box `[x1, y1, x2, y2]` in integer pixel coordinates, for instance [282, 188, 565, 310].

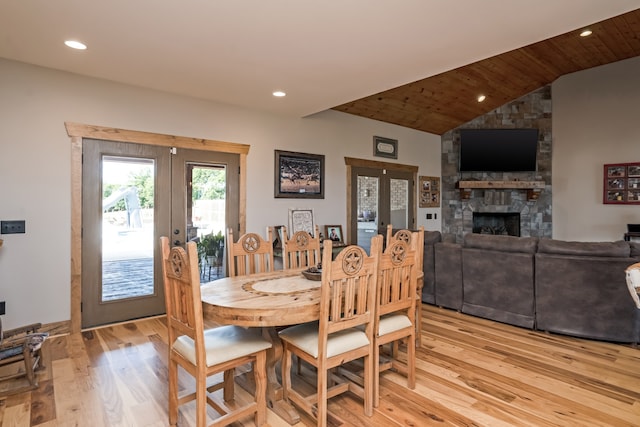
[603, 162, 640, 204]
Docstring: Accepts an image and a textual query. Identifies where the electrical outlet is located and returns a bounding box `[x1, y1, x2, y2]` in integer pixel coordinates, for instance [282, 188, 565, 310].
[1, 220, 26, 234]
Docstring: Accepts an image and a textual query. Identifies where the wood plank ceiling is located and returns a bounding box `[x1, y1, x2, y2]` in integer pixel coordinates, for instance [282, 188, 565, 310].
[332, 8, 640, 135]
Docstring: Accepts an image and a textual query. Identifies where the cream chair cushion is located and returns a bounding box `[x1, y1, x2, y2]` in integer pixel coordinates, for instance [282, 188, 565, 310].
[279, 322, 370, 358]
[174, 325, 272, 367]
[378, 313, 413, 336]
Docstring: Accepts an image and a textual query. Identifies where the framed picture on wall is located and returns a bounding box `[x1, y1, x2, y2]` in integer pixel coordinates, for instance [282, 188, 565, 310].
[419, 175, 440, 207]
[603, 162, 640, 204]
[275, 150, 324, 199]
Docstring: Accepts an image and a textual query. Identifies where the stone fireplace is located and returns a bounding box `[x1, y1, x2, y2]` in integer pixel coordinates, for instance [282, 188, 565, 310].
[440, 86, 553, 243]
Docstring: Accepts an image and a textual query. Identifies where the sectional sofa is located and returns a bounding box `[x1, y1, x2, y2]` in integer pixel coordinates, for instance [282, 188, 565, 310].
[422, 233, 640, 344]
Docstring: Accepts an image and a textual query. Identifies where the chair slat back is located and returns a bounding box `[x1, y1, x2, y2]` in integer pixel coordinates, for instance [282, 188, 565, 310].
[625, 262, 640, 309]
[320, 236, 382, 342]
[281, 225, 321, 269]
[226, 227, 275, 277]
[386, 224, 424, 267]
[160, 237, 205, 364]
[376, 234, 418, 318]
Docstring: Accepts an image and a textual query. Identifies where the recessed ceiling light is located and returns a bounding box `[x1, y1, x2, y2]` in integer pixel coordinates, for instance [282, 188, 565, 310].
[272, 91, 286, 97]
[477, 95, 486, 103]
[65, 40, 87, 50]
[580, 29, 592, 37]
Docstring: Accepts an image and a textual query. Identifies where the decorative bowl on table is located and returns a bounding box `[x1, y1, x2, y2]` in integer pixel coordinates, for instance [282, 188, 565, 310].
[302, 267, 322, 281]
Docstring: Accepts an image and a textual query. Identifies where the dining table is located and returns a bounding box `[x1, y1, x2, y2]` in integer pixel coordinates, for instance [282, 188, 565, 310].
[200, 268, 322, 425]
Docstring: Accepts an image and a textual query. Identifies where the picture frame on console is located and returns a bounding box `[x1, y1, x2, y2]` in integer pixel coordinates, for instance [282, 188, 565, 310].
[324, 225, 344, 245]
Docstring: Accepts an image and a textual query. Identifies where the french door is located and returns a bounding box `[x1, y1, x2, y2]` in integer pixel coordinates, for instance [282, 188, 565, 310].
[349, 165, 415, 253]
[82, 139, 239, 328]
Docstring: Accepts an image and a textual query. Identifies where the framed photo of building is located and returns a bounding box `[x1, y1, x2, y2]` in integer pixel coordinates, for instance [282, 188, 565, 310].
[275, 150, 324, 199]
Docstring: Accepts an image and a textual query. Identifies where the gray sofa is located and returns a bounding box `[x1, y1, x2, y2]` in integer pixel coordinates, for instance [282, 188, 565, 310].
[431, 234, 640, 343]
[461, 234, 538, 329]
[535, 238, 640, 343]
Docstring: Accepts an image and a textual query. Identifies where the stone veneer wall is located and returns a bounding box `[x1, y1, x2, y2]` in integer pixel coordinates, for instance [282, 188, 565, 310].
[441, 86, 553, 243]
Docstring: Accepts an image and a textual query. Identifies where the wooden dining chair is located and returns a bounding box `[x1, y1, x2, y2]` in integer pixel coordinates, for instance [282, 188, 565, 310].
[226, 227, 275, 277]
[278, 236, 382, 427]
[625, 262, 640, 309]
[160, 237, 272, 427]
[280, 225, 321, 269]
[386, 224, 425, 345]
[372, 234, 418, 407]
[0, 321, 48, 396]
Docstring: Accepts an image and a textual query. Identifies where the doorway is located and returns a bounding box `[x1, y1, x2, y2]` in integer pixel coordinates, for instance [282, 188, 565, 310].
[81, 139, 239, 328]
[346, 158, 417, 253]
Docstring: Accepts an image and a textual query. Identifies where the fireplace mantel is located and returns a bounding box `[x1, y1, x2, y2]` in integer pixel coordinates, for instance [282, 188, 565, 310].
[457, 180, 545, 189]
[457, 180, 546, 201]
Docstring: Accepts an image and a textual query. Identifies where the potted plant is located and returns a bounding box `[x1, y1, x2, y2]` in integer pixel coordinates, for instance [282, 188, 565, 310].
[197, 231, 225, 268]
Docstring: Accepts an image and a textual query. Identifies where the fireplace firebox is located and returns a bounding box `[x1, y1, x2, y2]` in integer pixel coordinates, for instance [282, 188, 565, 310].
[472, 212, 520, 236]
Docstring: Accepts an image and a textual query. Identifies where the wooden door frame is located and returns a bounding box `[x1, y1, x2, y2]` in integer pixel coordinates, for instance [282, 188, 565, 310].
[67, 122, 250, 333]
[344, 157, 418, 244]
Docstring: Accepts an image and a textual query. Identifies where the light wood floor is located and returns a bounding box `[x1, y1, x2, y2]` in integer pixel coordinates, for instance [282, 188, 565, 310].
[1, 305, 639, 426]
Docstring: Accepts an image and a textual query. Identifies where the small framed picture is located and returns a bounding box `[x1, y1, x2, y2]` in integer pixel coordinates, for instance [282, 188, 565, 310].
[607, 178, 624, 189]
[419, 175, 440, 207]
[373, 136, 398, 159]
[324, 225, 344, 245]
[607, 165, 626, 178]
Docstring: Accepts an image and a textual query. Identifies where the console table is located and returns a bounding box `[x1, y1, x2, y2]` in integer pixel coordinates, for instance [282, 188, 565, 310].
[624, 232, 640, 242]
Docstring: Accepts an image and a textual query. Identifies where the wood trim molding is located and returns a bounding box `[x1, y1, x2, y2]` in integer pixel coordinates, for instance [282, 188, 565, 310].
[344, 156, 419, 173]
[68, 123, 249, 333]
[65, 122, 250, 155]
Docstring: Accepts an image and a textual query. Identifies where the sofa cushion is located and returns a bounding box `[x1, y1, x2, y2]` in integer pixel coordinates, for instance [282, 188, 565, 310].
[463, 233, 538, 254]
[630, 241, 640, 258]
[424, 230, 442, 245]
[537, 238, 630, 258]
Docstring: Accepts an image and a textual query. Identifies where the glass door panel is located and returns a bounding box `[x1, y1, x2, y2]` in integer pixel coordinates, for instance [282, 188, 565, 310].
[188, 164, 227, 281]
[356, 175, 380, 254]
[389, 178, 409, 230]
[102, 157, 155, 302]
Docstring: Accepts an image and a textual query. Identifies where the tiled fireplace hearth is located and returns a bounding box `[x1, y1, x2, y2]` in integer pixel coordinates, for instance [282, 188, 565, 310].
[440, 86, 553, 243]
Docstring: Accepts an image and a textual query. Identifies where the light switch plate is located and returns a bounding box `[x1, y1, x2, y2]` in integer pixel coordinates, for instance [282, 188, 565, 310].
[1, 220, 26, 234]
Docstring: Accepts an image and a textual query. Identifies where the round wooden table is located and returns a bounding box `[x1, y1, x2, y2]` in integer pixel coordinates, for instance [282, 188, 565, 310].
[200, 269, 321, 425]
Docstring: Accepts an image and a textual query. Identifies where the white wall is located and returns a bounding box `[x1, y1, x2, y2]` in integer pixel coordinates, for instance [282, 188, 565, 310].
[0, 58, 441, 329]
[552, 56, 640, 241]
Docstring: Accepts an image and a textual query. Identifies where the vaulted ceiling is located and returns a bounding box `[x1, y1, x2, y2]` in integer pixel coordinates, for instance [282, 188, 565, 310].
[333, 8, 640, 135]
[1, 2, 638, 136]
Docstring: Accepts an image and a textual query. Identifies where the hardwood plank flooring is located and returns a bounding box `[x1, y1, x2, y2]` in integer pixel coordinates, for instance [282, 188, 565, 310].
[1, 305, 638, 426]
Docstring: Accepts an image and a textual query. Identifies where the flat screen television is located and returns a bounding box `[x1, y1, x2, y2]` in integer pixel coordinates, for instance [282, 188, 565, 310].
[459, 128, 538, 172]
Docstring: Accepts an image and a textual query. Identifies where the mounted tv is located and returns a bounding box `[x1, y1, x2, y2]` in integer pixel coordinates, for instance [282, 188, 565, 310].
[459, 128, 538, 172]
